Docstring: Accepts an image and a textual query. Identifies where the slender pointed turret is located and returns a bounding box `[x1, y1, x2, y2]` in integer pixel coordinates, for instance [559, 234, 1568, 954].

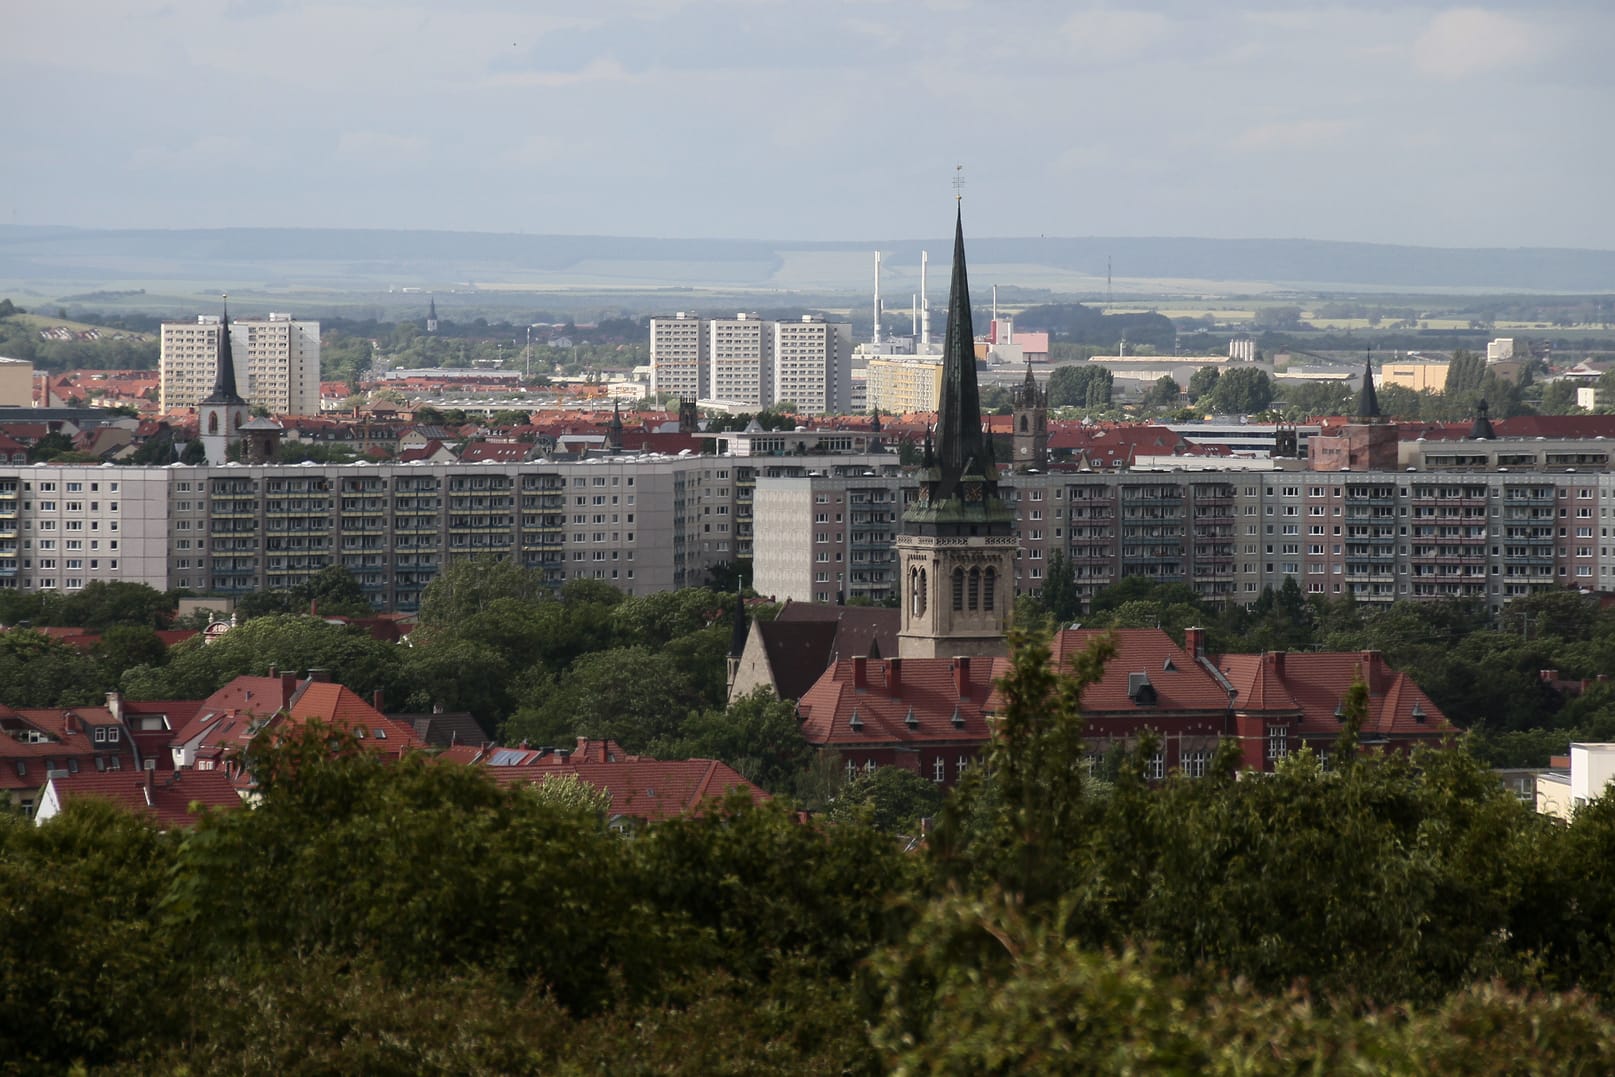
[725, 586, 748, 701]
[1355, 349, 1380, 421]
[935, 205, 987, 485]
[606, 399, 624, 451]
[203, 298, 246, 407]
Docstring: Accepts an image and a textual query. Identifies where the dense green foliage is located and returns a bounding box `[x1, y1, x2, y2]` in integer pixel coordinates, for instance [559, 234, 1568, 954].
[13, 642, 1615, 1071]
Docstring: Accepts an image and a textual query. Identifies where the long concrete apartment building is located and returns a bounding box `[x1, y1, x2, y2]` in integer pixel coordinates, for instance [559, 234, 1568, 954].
[1, 426, 1613, 615]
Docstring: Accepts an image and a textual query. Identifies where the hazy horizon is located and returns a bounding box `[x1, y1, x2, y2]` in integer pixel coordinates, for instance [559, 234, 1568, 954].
[8, 2, 1613, 249]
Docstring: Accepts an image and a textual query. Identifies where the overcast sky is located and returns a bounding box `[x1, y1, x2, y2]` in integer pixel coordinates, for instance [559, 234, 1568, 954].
[6, 1, 1612, 249]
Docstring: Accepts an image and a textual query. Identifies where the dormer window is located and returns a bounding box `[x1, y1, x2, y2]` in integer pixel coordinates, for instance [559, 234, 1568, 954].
[1127, 673, 1157, 706]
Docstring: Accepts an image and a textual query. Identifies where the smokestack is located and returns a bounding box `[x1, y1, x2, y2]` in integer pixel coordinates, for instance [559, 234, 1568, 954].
[920, 250, 931, 346]
[992, 283, 998, 332]
[872, 251, 882, 346]
[888, 657, 902, 697]
[911, 293, 918, 337]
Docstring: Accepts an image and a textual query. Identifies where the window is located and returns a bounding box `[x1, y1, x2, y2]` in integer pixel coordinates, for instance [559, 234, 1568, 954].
[933, 757, 946, 783]
[1145, 751, 1165, 781]
[952, 568, 964, 611]
[1266, 725, 1289, 762]
[1182, 750, 1210, 778]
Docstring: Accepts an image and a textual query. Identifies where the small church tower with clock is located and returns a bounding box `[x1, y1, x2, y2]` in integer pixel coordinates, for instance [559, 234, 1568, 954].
[897, 202, 1016, 659]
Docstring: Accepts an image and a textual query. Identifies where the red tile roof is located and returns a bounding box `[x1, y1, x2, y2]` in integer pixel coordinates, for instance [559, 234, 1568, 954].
[1050, 629, 1232, 715]
[487, 758, 766, 821]
[1220, 650, 1455, 741]
[42, 768, 242, 828]
[797, 655, 1007, 750]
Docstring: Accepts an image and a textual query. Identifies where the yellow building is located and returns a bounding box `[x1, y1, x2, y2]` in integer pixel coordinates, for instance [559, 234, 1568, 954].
[1379, 362, 1449, 393]
[0, 357, 33, 406]
[865, 356, 942, 414]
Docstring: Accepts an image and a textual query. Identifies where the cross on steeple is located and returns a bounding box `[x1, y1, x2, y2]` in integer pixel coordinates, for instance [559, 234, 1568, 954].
[952, 164, 965, 202]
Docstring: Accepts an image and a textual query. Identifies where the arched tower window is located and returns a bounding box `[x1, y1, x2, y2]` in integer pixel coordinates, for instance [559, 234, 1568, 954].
[952, 568, 964, 611]
[207, 412, 219, 434]
[984, 567, 996, 611]
[968, 567, 980, 610]
[918, 568, 927, 615]
[1019, 415, 1029, 433]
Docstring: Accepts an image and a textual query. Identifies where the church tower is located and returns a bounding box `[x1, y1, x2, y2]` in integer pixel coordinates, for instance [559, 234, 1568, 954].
[426, 296, 439, 334]
[198, 297, 252, 465]
[897, 204, 1016, 660]
[1010, 361, 1048, 470]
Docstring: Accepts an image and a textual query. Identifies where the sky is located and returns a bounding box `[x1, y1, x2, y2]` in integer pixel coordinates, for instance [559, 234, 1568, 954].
[5, 1, 1613, 249]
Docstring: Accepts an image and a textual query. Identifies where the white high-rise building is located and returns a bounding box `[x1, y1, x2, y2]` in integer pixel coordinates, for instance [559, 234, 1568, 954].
[161, 312, 320, 415]
[649, 312, 708, 401]
[773, 316, 852, 414]
[709, 313, 772, 406]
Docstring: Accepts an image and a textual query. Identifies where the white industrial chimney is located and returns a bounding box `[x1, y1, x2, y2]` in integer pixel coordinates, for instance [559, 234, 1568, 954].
[872, 251, 882, 346]
[919, 250, 931, 346]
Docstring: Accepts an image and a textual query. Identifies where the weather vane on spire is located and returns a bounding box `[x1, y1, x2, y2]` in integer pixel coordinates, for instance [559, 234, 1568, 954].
[953, 164, 965, 202]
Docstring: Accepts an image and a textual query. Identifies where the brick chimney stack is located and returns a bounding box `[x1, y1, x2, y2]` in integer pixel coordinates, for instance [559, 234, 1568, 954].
[954, 656, 971, 698]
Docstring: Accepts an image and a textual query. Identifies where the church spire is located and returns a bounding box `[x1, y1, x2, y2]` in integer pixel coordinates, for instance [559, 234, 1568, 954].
[1355, 348, 1380, 421]
[935, 204, 986, 482]
[203, 295, 246, 406]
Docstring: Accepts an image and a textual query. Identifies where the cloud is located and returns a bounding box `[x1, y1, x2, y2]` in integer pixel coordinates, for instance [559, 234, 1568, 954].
[1058, 8, 1174, 60]
[335, 131, 428, 161]
[129, 133, 254, 171]
[1413, 8, 1549, 79]
[486, 57, 634, 89]
[1232, 118, 1355, 151]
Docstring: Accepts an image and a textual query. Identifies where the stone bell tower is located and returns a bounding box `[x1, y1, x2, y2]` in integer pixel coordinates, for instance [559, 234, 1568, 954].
[897, 203, 1015, 660]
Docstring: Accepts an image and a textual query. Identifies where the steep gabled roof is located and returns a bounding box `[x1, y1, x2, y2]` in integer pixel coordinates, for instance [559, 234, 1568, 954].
[286, 682, 428, 753]
[796, 655, 1008, 749]
[752, 602, 901, 701]
[1261, 651, 1455, 739]
[1217, 653, 1302, 715]
[1049, 629, 1231, 715]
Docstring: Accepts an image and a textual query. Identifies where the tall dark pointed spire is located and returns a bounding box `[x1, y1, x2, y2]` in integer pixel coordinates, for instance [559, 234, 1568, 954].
[935, 204, 987, 480]
[728, 586, 748, 659]
[203, 296, 246, 406]
[1355, 348, 1379, 421]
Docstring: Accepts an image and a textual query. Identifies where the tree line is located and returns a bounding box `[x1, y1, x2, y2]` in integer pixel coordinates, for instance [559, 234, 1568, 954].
[8, 631, 1615, 1072]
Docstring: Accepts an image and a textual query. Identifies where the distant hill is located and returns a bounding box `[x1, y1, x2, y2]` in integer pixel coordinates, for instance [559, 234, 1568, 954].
[3, 225, 1613, 294]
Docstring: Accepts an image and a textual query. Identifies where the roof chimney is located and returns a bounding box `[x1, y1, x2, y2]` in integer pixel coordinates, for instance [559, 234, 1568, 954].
[306, 668, 331, 684]
[954, 656, 971, 698]
[372, 689, 385, 712]
[887, 657, 902, 697]
[1267, 651, 1285, 676]
[852, 655, 868, 690]
[1184, 627, 1206, 660]
[62, 711, 78, 735]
